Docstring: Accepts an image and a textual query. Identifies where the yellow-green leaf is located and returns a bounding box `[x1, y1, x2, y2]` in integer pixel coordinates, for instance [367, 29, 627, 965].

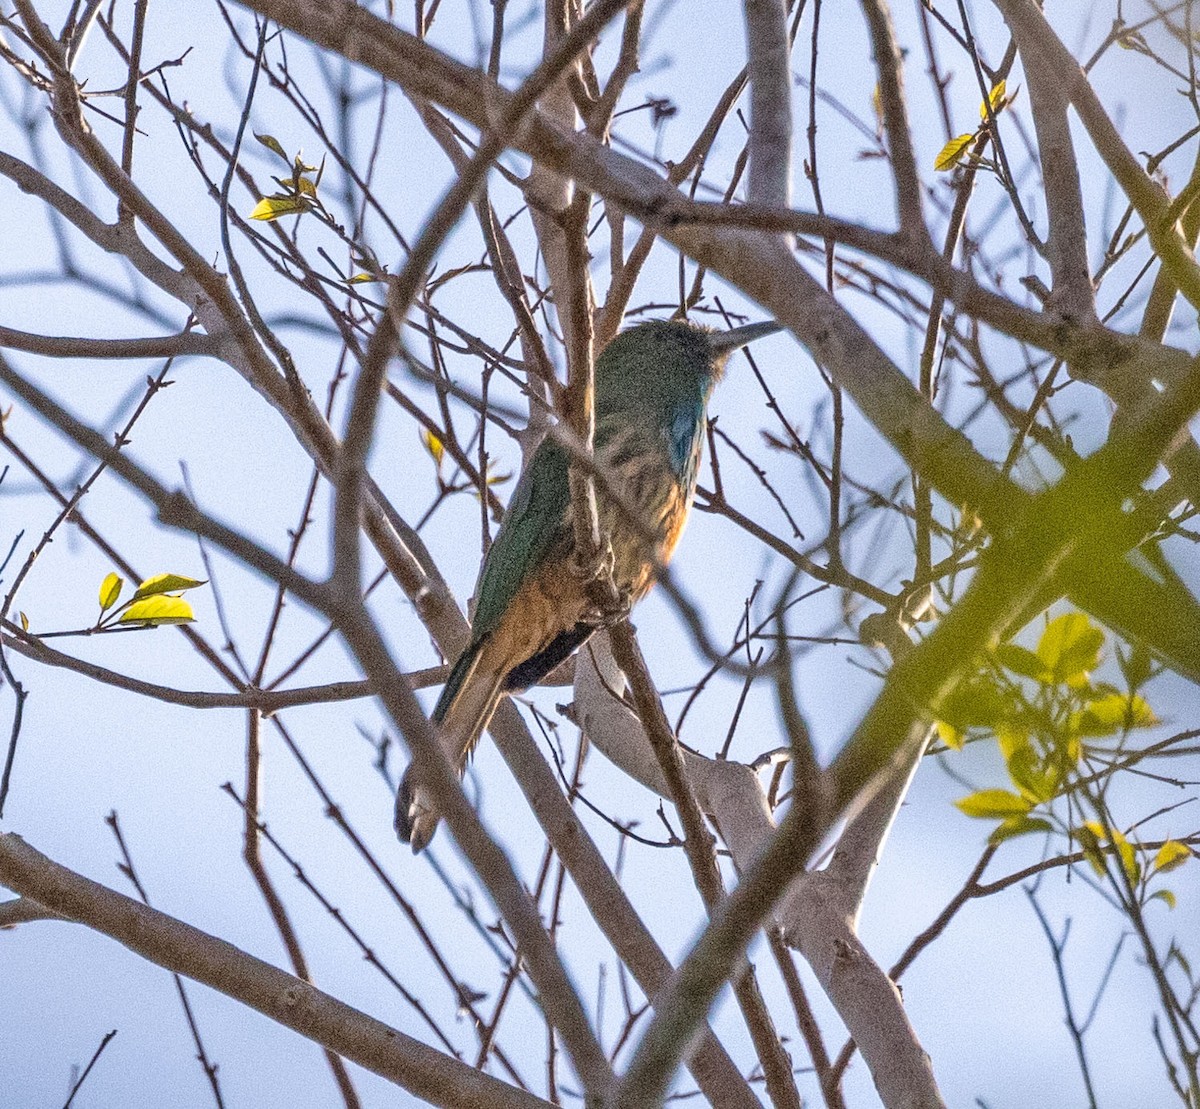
[935, 718, 964, 751]
[1037, 612, 1103, 684]
[1116, 29, 1149, 51]
[1150, 888, 1177, 910]
[19, 611, 29, 632]
[1154, 840, 1192, 874]
[1111, 826, 1140, 886]
[980, 80, 1008, 119]
[996, 724, 1028, 763]
[997, 725, 1049, 800]
[250, 195, 313, 221]
[989, 815, 1053, 845]
[994, 642, 1049, 682]
[1075, 692, 1158, 736]
[118, 595, 195, 626]
[1075, 823, 1107, 877]
[1065, 732, 1083, 765]
[254, 133, 290, 162]
[935, 133, 974, 172]
[420, 427, 445, 470]
[348, 272, 380, 284]
[955, 789, 1033, 819]
[297, 176, 318, 198]
[99, 572, 123, 612]
[134, 573, 206, 600]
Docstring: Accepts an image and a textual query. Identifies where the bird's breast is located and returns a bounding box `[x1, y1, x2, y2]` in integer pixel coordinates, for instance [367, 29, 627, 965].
[595, 425, 696, 601]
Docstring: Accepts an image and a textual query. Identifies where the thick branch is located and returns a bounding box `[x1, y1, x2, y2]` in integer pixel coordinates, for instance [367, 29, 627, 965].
[0, 834, 554, 1109]
[860, 0, 926, 238]
[1020, 25, 1096, 322]
[993, 0, 1200, 310]
[578, 635, 944, 1108]
[0, 327, 217, 360]
[743, 0, 793, 207]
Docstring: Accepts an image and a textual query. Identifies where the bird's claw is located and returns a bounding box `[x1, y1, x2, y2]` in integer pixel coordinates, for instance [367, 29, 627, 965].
[570, 536, 616, 583]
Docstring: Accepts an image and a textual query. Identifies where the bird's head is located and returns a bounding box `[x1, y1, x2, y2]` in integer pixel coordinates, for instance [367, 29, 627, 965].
[596, 318, 782, 407]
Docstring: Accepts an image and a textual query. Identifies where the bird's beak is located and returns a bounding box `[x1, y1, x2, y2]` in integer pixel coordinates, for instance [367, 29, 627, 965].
[708, 320, 784, 356]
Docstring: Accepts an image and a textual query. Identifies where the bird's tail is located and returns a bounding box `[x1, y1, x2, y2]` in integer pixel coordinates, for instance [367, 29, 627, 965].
[395, 636, 506, 852]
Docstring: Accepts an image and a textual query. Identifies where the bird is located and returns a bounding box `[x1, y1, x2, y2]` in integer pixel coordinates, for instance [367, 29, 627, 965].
[396, 317, 782, 851]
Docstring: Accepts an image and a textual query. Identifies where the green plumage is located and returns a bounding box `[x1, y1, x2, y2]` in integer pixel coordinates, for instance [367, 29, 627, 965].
[397, 318, 780, 850]
[469, 438, 573, 644]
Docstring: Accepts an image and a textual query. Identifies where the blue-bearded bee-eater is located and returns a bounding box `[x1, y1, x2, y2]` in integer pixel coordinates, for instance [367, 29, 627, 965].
[396, 318, 781, 851]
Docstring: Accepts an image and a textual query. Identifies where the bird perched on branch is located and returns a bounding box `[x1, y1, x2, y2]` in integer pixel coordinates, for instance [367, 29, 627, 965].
[396, 317, 782, 851]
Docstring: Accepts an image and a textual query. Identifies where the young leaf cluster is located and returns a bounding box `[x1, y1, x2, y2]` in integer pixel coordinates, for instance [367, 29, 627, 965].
[942, 612, 1194, 912]
[934, 80, 1016, 172]
[942, 615, 1157, 823]
[95, 571, 206, 629]
[248, 134, 326, 223]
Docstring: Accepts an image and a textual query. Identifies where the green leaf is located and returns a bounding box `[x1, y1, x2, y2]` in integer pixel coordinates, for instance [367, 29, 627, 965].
[955, 789, 1033, 819]
[250, 195, 313, 221]
[935, 133, 974, 171]
[980, 80, 1008, 119]
[935, 718, 965, 751]
[118, 595, 195, 626]
[99, 572, 123, 612]
[1112, 826, 1140, 886]
[1075, 823, 1108, 877]
[133, 573, 206, 600]
[420, 427, 445, 472]
[1116, 28, 1149, 51]
[1154, 840, 1192, 874]
[997, 727, 1058, 802]
[1149, 888, 1177, 910]
[18, 611, 29, 632]
[989, 815, 1053, 845]
[254, 133, 290, 163]
[1075, 692, 1158, 736]
[1037, 613, 1104, 684]
[994, 642, 1050, 682]
[939, 675, 1010, 731]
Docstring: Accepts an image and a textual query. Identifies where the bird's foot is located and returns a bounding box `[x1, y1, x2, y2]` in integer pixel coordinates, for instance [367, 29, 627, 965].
[570, 535, 616, 584]
[574, 538, 630, 624]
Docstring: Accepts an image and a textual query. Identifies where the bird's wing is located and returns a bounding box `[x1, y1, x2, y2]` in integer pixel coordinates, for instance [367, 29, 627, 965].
[470, 435, 572, 640]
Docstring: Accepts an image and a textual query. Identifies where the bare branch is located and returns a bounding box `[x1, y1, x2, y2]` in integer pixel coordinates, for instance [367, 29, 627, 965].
[0, 834, 556, 1109]
[0, 327, 217, 360]
[860, 0, 926, 238]
[1019, 18, 1096, 322]
[743, 0, 793, 208]
[993, 0, 1200, 310]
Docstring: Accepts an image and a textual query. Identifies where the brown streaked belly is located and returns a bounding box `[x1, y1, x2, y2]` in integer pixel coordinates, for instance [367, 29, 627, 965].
[600, 467, 690, 604]
[481, 562, 595, 677]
